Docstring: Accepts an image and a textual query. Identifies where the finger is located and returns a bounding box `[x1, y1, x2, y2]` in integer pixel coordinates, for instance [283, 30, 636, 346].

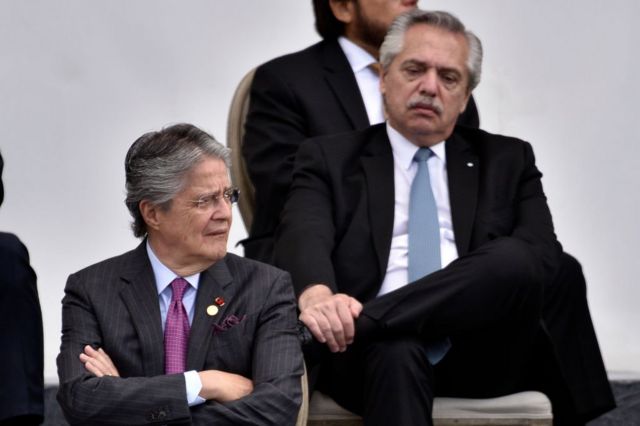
[79, 353, 90, 365]
[335, 301, 356, 346]
[82, 347, 116, 376]
[98, 348, 113, 362]
[82, 359, 105, 377]
[97, 348, 120, 377]
[348, 297, 363, 318]
[325, 301, 351, 350]
[299, 311, 327, 343]
[316, 307, 341, 353]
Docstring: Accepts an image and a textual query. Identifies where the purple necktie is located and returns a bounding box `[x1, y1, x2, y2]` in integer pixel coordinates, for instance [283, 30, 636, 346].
[164, 278, 190, 374]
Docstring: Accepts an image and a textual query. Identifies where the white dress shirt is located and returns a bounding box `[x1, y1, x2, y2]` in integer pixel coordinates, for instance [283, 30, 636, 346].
[378, 124, 459, 296]
[338, 36, 385, 125]
[146, 242, 205, 406]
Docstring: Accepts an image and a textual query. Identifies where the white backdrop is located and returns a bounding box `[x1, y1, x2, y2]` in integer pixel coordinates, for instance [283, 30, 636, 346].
[1, 0, 638, 383]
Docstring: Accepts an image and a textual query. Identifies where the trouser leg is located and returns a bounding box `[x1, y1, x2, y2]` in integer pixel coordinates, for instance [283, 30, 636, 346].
[319, 337, 435, 426]
[359, 237, 544, 343]
[539, 252, 615, 422]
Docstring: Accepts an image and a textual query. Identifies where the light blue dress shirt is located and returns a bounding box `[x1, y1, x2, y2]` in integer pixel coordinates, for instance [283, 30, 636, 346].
[146, 241, 205, 406]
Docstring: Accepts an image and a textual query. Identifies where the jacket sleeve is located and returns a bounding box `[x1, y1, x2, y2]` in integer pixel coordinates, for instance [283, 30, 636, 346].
[56, 273, 191, 425]
[510, 141, 562, 285]
[274, 139, 340, 298]
[190, 270, 303, 425]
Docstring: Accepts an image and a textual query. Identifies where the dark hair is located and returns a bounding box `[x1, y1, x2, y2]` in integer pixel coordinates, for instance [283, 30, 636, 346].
[124, 123, 231, 238]
[313, 0, 348, 40]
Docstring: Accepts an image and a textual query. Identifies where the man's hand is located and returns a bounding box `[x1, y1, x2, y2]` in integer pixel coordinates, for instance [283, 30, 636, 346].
[298, 284, 363, 352]
[79, 345, 120, 378]
[198, 370, 254, 402]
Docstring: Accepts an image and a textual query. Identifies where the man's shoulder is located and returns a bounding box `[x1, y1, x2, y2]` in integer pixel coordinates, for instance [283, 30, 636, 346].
[452, 125, 531, 152]
[0, 232, 28, 260]
[256, 39, 339, 74]
[302, 123, 389, 158]
[223, 252, 289, 281]
[221, 253, 293, 299]
[70, 244, 144, 280]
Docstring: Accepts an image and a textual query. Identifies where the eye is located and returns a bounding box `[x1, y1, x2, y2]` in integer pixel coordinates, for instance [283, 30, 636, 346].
[194, 195, 215, 209]
[401, 62, 425, 79]
[440, 72, 460, 87]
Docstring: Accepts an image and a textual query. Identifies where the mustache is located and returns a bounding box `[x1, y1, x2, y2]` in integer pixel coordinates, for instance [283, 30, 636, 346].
[407, 95, 443, 114]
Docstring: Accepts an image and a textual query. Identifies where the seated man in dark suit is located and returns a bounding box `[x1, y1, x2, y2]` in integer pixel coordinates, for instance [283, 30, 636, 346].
[57, 124, 303, 425]
[242, 0, 480, 262]
[275, 10, 613, 426]
[0, 151, 44, 425]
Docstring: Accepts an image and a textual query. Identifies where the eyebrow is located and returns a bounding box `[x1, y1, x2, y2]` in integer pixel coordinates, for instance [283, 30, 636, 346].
[401, 59, 462, 75]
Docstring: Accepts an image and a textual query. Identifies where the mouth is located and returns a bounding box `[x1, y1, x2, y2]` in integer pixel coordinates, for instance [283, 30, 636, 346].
[409, 103, 441, 117]
[205, 228, 229, 238]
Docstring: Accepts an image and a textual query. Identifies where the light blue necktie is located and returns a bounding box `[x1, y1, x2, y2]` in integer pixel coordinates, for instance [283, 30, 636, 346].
[408, 147, 451, 364]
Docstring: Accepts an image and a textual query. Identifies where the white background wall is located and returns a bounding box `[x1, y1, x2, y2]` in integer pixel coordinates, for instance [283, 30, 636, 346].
[0, 1, 637, 384]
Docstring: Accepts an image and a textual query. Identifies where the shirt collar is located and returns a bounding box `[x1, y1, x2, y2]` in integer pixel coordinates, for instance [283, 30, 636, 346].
[338, 36, 378, 73]
[146, 240, 200, 295]
[386, 123, 446, 171]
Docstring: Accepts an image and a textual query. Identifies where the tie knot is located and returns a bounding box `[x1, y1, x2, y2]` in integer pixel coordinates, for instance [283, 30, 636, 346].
[413, 147, 432, 163]
[170, 278, 189, 302]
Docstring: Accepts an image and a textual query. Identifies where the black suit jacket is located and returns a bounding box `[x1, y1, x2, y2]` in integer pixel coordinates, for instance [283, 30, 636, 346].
[243, 39, 479, 261]
[57, 243, 303, 425]
[275, 124, 560, 302]
[0, 233, 44, 424]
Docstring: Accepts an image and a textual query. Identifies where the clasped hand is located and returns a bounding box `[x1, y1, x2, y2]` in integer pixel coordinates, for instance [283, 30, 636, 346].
[298, 284, 363, 352]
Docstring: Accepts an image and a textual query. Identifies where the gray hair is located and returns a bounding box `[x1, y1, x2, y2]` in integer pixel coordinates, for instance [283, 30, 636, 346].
[380, 10, 483, 92]
[125, 123, 231, 238]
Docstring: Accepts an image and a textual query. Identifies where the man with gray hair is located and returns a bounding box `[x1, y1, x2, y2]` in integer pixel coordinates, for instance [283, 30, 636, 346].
[276, 10, 613, 425]
[57, 123, 303, 425]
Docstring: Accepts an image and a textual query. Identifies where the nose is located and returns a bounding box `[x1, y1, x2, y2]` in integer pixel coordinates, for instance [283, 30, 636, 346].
[417, 69, 438, 97]
[211, 199, 233, 222]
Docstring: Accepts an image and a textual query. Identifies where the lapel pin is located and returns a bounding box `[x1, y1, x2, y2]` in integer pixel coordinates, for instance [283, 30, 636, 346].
[214, 296, 225, 306]
[206, 305, 219, 316]
[466, 162, 474, 167]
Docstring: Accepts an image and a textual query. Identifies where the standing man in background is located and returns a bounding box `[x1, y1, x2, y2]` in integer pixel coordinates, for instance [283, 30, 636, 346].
[242, 0, 480, 262]
[0, 151, 45, 426]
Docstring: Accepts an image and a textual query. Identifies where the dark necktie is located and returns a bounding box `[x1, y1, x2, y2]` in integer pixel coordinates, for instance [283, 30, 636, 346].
[408, 147, 451, 364]
[164, 278, 190, 374]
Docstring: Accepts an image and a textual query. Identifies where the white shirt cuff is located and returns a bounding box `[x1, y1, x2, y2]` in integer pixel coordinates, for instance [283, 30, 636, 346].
[184, 370, 206, 406]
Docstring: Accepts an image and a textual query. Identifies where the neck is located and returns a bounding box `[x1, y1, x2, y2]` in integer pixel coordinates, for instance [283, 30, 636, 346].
[147, 237, 212, 277]
[344, 35, 380, 59]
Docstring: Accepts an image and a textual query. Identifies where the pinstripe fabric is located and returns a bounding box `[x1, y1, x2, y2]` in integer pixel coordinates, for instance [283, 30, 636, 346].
[57, 242, 303, 425]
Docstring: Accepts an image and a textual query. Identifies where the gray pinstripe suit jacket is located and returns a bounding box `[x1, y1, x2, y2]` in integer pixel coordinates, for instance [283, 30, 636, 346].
[56, 242, 303, 425]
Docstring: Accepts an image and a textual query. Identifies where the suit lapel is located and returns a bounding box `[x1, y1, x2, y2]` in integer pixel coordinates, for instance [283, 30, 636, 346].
[119, 243, 165, 377]
[186, 257, 234, 371]
[446, 131, 479, 256]
[321, 40, 370, 130]
[362, 128, 395, 276]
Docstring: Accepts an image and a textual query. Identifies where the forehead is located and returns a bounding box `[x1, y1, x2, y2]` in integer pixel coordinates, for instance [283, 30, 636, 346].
[181, 156, 229, 191]
[396, 23, 469, 70]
